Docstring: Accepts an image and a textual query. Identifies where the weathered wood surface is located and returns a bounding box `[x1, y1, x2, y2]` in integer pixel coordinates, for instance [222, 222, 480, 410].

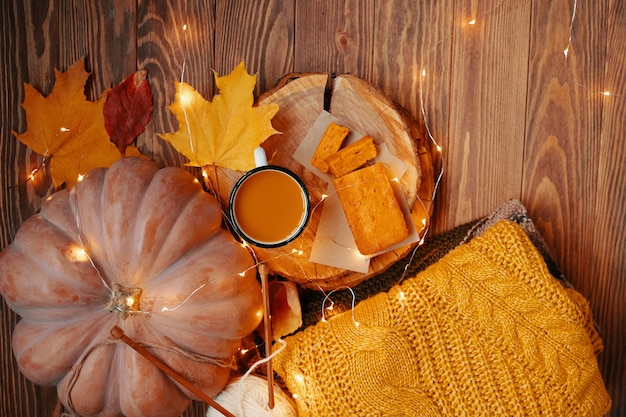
[0, 0, 623, 416]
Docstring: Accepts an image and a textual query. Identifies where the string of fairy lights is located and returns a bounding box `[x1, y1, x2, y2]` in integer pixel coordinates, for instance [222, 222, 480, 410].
[5, 1, 621, 410]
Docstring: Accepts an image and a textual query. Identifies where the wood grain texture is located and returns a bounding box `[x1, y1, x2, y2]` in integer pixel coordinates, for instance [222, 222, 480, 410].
[372, 0, 454, 234]
[59, 0, 137, 99]
[0, 0, 624, 415]
[524, 1, 624, 413]
[215, 0, 295, 95]
[446, 0, 532, 228]
[524, 0, 604, 280]
[137, 0, 216, 168]
[590, 1, 626, 414]
[1, 1, 60, 416]
[294, 0, 375, 78]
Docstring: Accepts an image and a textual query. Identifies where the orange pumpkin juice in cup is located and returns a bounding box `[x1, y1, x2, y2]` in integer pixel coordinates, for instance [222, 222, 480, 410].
[229, 148, 310, 248]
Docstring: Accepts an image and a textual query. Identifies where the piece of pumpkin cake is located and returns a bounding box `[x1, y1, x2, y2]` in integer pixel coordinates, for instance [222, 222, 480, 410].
[325, 135, 378, 177]
[311, 122, 350, 173]
[333, 162, 408, 255]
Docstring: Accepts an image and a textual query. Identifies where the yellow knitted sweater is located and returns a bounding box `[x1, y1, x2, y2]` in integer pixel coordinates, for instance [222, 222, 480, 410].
[274, 220, 611, 416]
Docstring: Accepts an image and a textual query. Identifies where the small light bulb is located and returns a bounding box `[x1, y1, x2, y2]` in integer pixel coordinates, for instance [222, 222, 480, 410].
[183, 24, 188, 31]
[421, 69, 427, 77]
[77, 174, 84, 182]
[603, 91, 611, 96]
[60, 127, 70, 132]
[66, 245, 90, 262]
[468, 19, 476, 25]
[126, 296, 135, 308]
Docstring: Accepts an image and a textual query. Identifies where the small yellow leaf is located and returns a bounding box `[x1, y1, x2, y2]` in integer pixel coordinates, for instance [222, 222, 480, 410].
[13, 59, 142, 188]
[159, 61, 280, 171]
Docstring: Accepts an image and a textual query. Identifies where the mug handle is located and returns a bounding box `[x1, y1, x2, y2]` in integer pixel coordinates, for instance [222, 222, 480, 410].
[254, 147, 268, 167]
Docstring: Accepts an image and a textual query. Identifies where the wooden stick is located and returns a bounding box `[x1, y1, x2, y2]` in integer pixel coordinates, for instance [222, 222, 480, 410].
[258, 262, 275, 409]
[110, 326, 235, 417]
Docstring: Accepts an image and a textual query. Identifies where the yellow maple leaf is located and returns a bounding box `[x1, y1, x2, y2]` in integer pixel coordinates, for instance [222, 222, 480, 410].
[159, 61, 280, 171]
[13, 59, 142, 188]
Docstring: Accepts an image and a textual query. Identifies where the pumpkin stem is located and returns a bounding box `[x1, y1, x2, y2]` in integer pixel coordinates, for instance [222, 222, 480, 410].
[107, 283, 142, 319]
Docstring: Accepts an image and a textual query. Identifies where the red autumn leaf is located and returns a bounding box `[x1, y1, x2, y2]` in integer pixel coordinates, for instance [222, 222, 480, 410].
[104, 70, 153, 156]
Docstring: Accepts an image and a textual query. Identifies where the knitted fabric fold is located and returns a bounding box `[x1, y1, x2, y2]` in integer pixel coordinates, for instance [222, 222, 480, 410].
[274, 220, 611, 416]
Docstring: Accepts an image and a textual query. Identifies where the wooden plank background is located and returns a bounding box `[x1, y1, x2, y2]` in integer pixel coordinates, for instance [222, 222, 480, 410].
[0, 0, 623, 415]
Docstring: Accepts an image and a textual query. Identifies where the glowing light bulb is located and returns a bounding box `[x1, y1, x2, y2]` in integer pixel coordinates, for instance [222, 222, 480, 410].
[603, 91, 612, 96]
[468, 19, 476, 25]
[77, 174, 84, 182]
[563, 47, 569, 58]
[436, 145, 442, 152]
[60, 127, 70, 132]
[421, 69, 427, 77]
[65, 245, 90, 262]
[126, 296, 135, 308]
[183, 24, 188, 31]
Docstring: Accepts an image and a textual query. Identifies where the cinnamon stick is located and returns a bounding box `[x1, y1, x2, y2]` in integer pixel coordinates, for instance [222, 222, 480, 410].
[258, 262, 275, 409]
[110, 326, 235, 417]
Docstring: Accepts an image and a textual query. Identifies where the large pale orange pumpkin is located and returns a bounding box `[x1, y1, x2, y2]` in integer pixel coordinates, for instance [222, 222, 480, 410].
[0, 157, 263, 417]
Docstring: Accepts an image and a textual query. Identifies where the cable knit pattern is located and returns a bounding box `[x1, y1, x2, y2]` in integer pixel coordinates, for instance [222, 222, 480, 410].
[273, 220, 611, 416]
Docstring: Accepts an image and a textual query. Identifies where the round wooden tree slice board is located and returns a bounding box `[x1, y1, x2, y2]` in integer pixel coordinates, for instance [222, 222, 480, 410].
[206, 73, 436, 290]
